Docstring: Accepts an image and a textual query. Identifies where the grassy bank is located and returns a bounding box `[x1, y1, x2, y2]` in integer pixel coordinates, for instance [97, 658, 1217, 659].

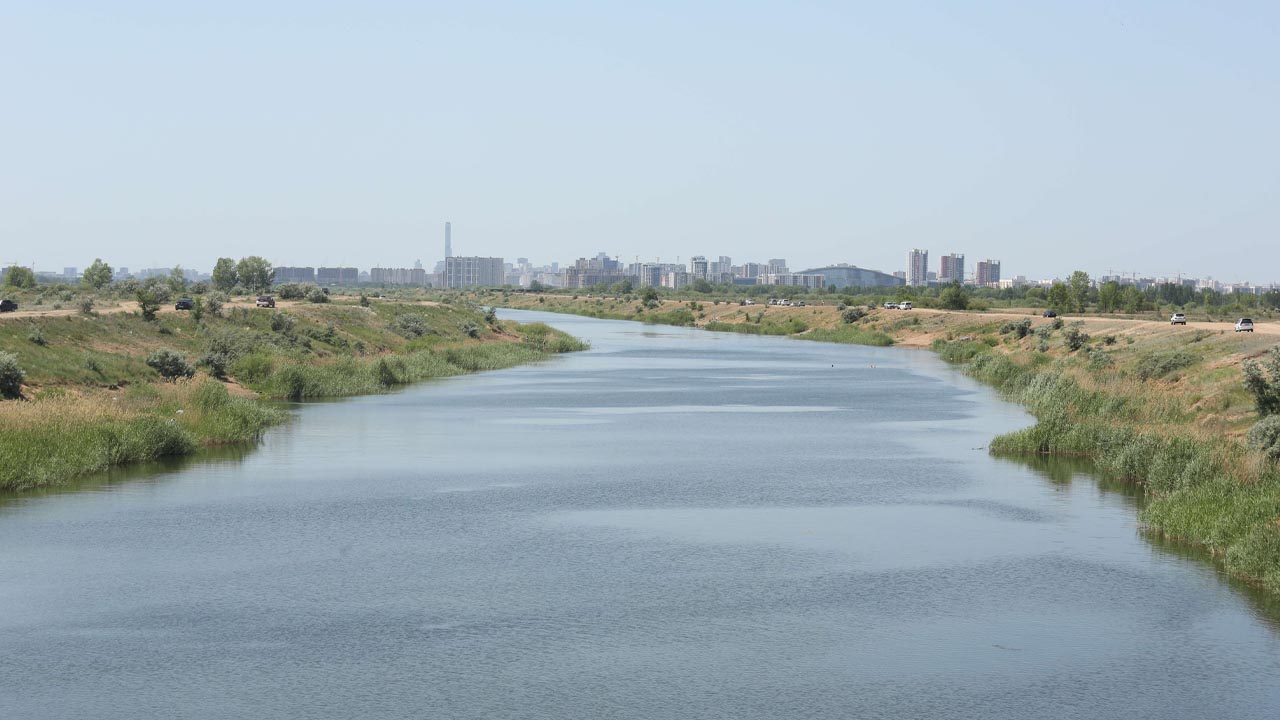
[492, 293, 895, 346]
[0, 302, 585, 492]
[928, 327, 1280, 595]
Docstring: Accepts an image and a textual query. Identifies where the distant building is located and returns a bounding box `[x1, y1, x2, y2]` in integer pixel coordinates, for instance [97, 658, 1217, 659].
[275, 266, 316, 283]
[63, 267, 78, 280]
[762, 273, 826, 290]
[976, 260, 1001, 287]
[767, 258, 788, 274]
[445, 256, 503, 288]
[905, 249, 929, 286]
[689, 256, 709, 280]
[799, 264, 904, 289]
[316, 267, 359, 285]
[370, 267, 427, 285]
[939, 253, 965, 284]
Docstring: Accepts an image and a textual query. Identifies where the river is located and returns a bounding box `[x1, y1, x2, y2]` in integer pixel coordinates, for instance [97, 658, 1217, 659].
[2, 309, 1278, 719]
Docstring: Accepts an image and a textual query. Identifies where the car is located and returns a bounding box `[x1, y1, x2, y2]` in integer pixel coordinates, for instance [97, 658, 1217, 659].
[1043, 310, 1058, 318]
[1235, 318, 1254, 333]
[1170, 313, 1187, 325]
[0, 299, 17, 313]
[795, 301, 806, 307]
[898, 301, 913, 310]
[256, 295, 276, 308]
[744, 299, 755, 305]
[174, 297, 194, 310]
[883, 302, 898, 310]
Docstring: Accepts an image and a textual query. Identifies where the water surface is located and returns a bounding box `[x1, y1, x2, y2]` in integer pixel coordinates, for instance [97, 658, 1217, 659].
[2, 310, 1277, 719]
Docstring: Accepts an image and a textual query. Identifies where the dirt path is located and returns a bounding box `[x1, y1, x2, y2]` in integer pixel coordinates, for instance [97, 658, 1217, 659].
[0, 298, 307, 320]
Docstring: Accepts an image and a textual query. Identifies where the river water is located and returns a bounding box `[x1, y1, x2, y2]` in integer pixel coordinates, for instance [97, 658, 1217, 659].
[2, 309, 1278, 719]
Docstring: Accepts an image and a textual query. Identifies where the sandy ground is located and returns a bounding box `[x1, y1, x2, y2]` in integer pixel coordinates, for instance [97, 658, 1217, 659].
[0, 298, 315, 320]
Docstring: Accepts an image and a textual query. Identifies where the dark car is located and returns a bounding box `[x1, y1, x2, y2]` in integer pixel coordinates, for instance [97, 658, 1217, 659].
[174, 297, 194, 310]
[256, 295, 276, 308]
[1042, 309, 1058, 318]
[0, 299, 17, 313]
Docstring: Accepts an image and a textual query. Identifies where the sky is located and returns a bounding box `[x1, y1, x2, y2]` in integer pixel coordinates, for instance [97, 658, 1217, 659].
[2, 1, 1278, 282]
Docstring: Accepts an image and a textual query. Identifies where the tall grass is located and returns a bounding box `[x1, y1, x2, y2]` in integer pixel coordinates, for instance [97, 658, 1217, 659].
[0, 381, 285, 492]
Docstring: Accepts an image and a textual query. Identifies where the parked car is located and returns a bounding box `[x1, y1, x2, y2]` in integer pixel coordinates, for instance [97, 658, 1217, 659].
[1235, 318, 1254, 333]
[0, 299, 17, 313]
[883, 302, 898, 309]
[744, 299, 755, 305]
[898, 301, 913, 310]
[1042, 309, 1058, 318]
[795, 301, 806, 307]
[1170, 313, 1187, 325]
[256, 295, 276, 308]
[174, 297, 194, 310]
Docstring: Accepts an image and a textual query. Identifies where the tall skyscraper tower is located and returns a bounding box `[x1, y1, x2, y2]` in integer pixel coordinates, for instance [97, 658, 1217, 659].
[939, 253, 965, 284]
[906, 249, 929, 287]
[445, 222, 452, 259]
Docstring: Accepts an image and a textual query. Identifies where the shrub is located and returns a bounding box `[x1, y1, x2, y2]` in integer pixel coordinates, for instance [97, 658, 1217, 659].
[270, 312, 296, 335]
[1087, 349, 1115, 371]
[359, 294, 370, 307]
[205, 292, 226, 317]
[1242, 346, 1280, 416]
[484, 307, 498, 324]
[1102, 334, 1117, 346]
[459, 321, 482, 338]
[1246, 416, 1280, 460]
[1052, 317, 1064, 330]
[26, 324, 46, 346]
[199, 351, 232, 379]
[78, 296, 95, 315]
[390, 313, 432, 338]
[146, 349, 195, 382]
[307, 287, 330, 303]
[841, 307, 867, 324]
[1136, 349, 1197, 381]
[136, 289, 161, 320]
[0, 351, 24, 399]
[1063, 324, 1090, 352]
[276, 283, 307, 300]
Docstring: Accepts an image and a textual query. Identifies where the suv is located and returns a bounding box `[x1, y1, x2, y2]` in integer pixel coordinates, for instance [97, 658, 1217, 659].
[1042, 309, 1058, 318]
[256, 295, 276, 308]
[883, 302, 898, 310]
[0, 299, 17, 313]
[174, 297, 194, 310]
[898, 301, 913, 310]
[1170, 313, 1187, 325]
[1235, 318, 1254, 333]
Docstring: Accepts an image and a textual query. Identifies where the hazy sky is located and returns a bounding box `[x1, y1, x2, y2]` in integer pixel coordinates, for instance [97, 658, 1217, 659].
[3, 1, 1277, 281]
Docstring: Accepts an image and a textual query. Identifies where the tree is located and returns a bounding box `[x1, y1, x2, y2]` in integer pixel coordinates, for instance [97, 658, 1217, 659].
[609, 279, 634, 295]
[211, 258, 238, 292]
[1047, 282, 1071, 311]
[3, 266, 36, 289]
[168, 266, 188, 295]
[938, 281, 970, 310]
[0, 351, 24, 399]
[82, 259, 113, 289]
[1068, 271, 1091, 313]
[692, 279, 713, 294]
[528, 280, 546, 293]
[1120, 285, 1143, 314]
[236, 256, 274, 293]
[1097, 281, 1121, 313]
[136, 289, 161, 320]
[641, 287, 661, 309]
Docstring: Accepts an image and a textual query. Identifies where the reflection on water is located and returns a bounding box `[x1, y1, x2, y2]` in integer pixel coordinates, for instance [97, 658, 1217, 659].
[1004, 452, 1280, 630]
[1, 310, 1278, 720]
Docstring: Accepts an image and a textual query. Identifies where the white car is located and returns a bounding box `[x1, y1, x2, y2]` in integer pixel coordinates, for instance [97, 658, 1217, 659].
[898, 301, 914, 310]
[1235, 318, 1254, 332]
[1170, 313, 1186, 325]
[883, 302, 898, 309]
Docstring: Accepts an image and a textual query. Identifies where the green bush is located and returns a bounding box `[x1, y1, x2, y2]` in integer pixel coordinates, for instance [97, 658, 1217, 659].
[1063, 325, 1090, 352]
[275, 283, 307, 300]
[26, 324, 46, 346]
[1136, 349, 1197, 381]
[391, 313, 432, 338]
[1247, 416, 1280, 460]
[841, 307, 867, 324]
[307, 287, 330, 303]
[0, 351, 24, 399]
[1242, 346, 1280, 416]
[146, 349, 195, 382]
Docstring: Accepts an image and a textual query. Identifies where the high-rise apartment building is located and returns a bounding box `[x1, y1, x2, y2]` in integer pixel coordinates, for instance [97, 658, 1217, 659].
[370, 267, 427, 285]
[276, 266, 316, 283]
[444, 222, 452, 259]
[939, 253, 965, 284]
[976, 259, 1001, 287]
[317, 267, 359, 285]
[689, 256, 709, 280]
[445, 256, 503, 288]
[905, 249, 929, 286]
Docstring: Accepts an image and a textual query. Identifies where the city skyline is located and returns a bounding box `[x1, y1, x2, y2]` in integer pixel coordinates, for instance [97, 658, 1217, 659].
[4, 4, 1278, 282]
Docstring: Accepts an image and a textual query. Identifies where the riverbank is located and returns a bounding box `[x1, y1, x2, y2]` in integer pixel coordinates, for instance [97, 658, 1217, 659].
[0, 300, 586, 492]
[492, 293, 1280, 594]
